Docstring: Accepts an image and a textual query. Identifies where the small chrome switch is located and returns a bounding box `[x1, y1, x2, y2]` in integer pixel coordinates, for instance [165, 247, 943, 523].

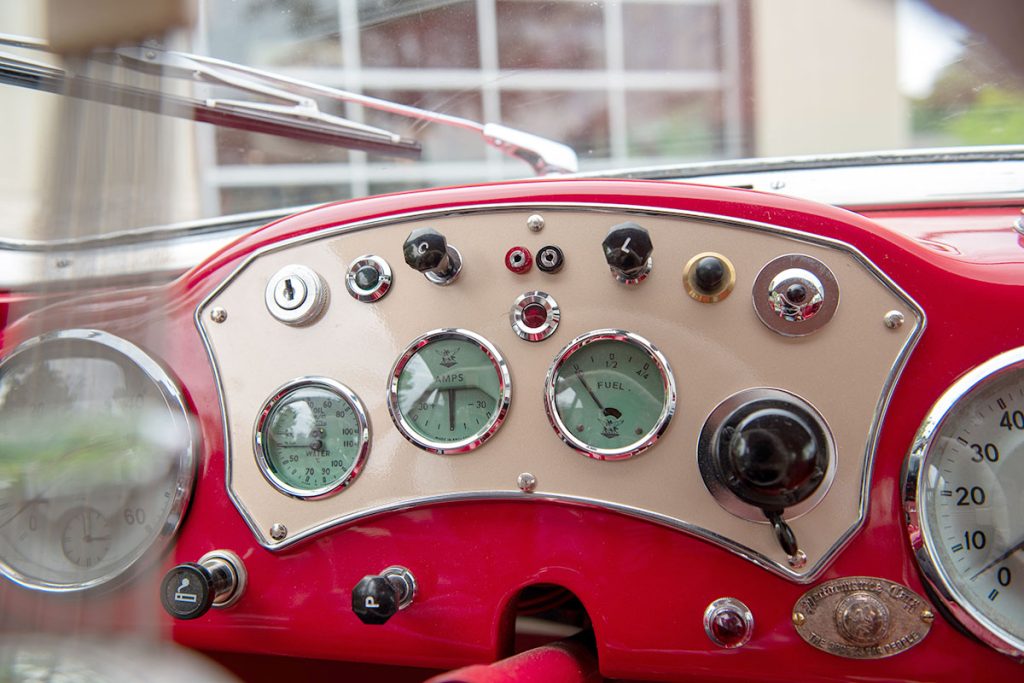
[753, 254, 838, 336]
[345, 254, 393, 302]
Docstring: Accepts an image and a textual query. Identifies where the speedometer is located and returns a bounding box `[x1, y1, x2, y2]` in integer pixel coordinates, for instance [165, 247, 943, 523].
[0, 329, 196, 592]
[905, 347, 1024, 656]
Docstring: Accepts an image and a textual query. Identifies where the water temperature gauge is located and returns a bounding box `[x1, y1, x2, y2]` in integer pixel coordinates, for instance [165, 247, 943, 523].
[545, 329, 676, 460]
[255, 378, 370, 499]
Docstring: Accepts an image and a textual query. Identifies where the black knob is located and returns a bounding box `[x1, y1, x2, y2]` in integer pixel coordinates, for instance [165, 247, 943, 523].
[352, 566, 417, 625]
[160, 552, 245, 620]
[404, 227, 448, 272]
[161, 563, 217, 620]
[716, 400, 828, 511]
[693, 255, 726, 294]
[602, 222, 653, 282]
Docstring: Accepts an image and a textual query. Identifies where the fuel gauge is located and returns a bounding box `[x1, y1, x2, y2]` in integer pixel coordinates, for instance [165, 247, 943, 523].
[255, 378, 370, 499]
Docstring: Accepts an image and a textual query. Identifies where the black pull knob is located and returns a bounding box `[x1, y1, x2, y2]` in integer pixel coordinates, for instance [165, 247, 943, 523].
[160, 551, 246, 620]
[713, 399, 830, 565]
[602, 222, 653, 283]
[403, 228, 462, 284]
[352, 566, 417, 625]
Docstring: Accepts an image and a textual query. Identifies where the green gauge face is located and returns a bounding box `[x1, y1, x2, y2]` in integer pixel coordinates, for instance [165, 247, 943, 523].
[547, 331, 675, 460]
[389, 330, 511, 453]
[256, 380, 369, 497]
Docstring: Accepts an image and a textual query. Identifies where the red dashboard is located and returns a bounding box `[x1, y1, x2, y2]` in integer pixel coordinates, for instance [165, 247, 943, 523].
[2, 179, 1023, 681]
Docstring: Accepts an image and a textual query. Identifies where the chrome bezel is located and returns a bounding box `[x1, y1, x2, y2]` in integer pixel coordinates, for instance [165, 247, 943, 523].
[263, 264, 328, 326]
[387, 329, 512, 455]
[752, 254, 839, 336]
[544, 329, 676, 461]
[903, 346, 1024, 658]
[0, 329, 198, 593]
[345, 254, 393, 303]
[254, 377, 371, 500]
[697, 387, 837, 523]
[703, 597, 754, 648]
[510, 291, 560, 342]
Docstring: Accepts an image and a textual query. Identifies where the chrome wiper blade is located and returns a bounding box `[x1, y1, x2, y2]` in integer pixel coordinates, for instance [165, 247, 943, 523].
[0, 36, 421, 159]
[115, 46, 579, 175]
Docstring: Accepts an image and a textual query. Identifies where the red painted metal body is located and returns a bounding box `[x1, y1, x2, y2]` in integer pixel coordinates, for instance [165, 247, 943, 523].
[3, 180, 1023, 681]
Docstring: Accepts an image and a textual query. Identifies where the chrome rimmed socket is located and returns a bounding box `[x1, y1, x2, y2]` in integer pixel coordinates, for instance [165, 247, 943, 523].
[510, 291, 560, 341]
[346, 254, 393, 302]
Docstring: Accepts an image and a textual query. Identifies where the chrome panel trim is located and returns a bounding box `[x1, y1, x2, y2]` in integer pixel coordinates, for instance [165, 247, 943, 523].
[0, 329, 198, 593]
[196, 200, 925, 581]
[543, 329, 676, 461]
[253, 377, 371, 500]
[386, 329, 512, 455]
[903, 346, 1024, 657]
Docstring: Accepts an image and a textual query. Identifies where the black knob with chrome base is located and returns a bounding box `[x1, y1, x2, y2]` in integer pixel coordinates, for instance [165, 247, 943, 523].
[602, 222, 653, 284]
[160, 550, 247, 620]
[403, 227, 462, 285]
[352, 565, 417, 625]
[713, 399, 830, 563]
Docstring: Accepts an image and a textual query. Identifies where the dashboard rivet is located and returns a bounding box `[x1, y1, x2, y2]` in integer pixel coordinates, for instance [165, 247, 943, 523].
[921, 609, 934, 624]
[793, 611, 806, 627]
[270, 523, 287, 541]
[884, 310, 904, 329]
[517, 472, 537, 492]
[527, 214, 545, 232]
[788, 549, 808, 568]
[209, 307, 227, 323]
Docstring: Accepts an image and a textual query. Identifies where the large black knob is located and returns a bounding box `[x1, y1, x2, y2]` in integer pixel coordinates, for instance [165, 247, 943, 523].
[160, 551, 246, 620]
[352, 566, 417, 625]
[602, 222, 653, 283]
[403, 228, 462, 284]
[716, 401, 828, 511]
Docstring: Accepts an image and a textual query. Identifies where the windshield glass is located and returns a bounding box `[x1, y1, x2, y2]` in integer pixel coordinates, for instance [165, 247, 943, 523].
[0, 0, 1021, 241]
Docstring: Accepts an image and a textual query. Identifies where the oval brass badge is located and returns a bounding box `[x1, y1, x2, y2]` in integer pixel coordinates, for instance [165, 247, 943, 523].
[792, 577, 934, 659]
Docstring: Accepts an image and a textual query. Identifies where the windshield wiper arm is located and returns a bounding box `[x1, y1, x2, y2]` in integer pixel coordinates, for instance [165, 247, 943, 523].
[113, 46, 579, 175]
[0, 37, 421, 159]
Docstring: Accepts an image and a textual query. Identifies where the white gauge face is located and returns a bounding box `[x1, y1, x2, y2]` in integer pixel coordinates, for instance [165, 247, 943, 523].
[911, 352, 1024, 655]
[0, 330, 196, 592]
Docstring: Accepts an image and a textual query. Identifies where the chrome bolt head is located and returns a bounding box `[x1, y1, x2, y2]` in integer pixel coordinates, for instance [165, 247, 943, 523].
[884, 310, 905, 329]
[517, 472, 537, 492]
[270, 523, 287, 541]
[527, 214, 545, 232]
[209, 307, 228, 323]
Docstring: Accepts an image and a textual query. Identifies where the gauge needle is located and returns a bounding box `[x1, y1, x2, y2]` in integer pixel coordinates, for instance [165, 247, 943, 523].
[970, 537, 1024, 581]
[573, 368, 622, 419]
[448, 388, 456, 430]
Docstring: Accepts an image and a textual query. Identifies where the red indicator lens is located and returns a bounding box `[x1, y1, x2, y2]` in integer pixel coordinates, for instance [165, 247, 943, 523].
[522, 303, 548, 328]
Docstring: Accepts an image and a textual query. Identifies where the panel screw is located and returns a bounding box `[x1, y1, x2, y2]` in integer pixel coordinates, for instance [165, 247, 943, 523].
[527, 214, 545, 232]
[210, 307, 228, 323]
[921, 609, 934, 624]
[884, 310, 904, 329]
[792, 611, 806, 627]
[517, 472, 537, 492]
[270, 523, 287, 540]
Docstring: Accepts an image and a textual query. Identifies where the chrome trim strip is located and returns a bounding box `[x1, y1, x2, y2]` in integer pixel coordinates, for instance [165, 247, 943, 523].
[543, 329, 676, 461]
[386, 329, 512, 455]
[195, 200, 925, 582]
[0, 329, 198, 593]
[902, 347, 1024, 657]
[253, 377, 371, 500]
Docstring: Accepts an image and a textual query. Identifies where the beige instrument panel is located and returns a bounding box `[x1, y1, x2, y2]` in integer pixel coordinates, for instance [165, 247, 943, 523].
[197, 204, 922, 581]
